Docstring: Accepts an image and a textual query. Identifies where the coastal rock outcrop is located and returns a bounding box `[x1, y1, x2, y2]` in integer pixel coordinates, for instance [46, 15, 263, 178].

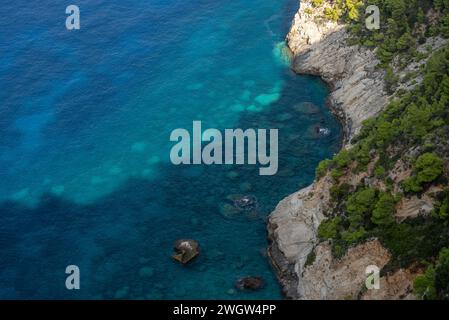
[268, 174, 334, 298]
[235, 276, 264, 291]
[361, 267, 422, 300]
[300, 239, 390, 299]
[172, 239, 200, 265]
[268, 0, 449, 300]
[268, 0, 389, 299]
[286, 0, 388, 142]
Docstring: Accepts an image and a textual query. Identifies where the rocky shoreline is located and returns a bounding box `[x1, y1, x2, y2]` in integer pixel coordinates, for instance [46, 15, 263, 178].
[268, 0, 448, 300]
[267, 0, 389, 299]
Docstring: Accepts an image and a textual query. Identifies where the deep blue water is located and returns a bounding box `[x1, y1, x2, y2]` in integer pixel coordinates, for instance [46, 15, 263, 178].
[0, 0, 341, 299]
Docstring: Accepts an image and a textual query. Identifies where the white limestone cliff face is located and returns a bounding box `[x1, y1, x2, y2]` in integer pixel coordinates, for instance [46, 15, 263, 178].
[268, 0, 393, 299]
[300, 239, 391, 299]
[286, 0, 388, 141]
[268, 173, 333, 298]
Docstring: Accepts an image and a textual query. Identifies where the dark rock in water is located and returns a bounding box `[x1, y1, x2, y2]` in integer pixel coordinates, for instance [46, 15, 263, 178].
[172, 239, 200, 265]
[235, 276, 264, 291]
[220, 195, 260, 221]
[233, 195, 258, 211]
[307, 124, 331, 139]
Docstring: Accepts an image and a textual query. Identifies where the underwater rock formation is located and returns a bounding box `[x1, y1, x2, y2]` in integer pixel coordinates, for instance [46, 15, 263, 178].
[235, 276, 264, 291]
[172, 239, 200, 265]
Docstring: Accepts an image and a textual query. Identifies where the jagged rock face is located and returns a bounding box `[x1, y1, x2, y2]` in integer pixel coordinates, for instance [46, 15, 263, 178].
[287, 0, 388, 142]
[268, 174, 333, 298]
[268, 0, 389, 300]
[395, 186, 444, 222]
[267, 0, 445, 300]
[300, 239, 391, 300]
[267, 0, 388, 300]
[361, 268, 421, 300]
[395, 195, 434, 222]
[268, 0, 447, 299]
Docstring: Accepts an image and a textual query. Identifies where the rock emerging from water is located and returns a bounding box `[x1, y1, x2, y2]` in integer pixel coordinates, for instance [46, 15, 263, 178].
[233, 195, 258, 211]
[220, 195, 260, 220]
[172, 239, 200, 265]
[235, 276, 264, 291]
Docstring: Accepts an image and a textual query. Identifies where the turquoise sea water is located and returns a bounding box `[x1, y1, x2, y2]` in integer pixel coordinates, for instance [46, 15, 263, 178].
[0, 0, 341, 299]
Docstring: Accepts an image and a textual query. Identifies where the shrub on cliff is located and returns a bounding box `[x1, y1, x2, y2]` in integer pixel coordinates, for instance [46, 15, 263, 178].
[414, 265, 437, 299]
[324, 7, 341, 21]
[415, 153, 444, 183]
[346, 187, 377, 217]
[311, 0, 324, 7]
[371, 192, 396, 226]
[433, 189, 449, 220]
[341, 227, 367, 244]
[414, 247, 449, 299]
[435, 248, 449, 298]
[318, 217, 342, 239]
[316, 158, 332, 179]
[330, 183, 351, 202]
[384, 67, 399, 94]
[334, 149, 352, 168]
[403, 153, 444, 193]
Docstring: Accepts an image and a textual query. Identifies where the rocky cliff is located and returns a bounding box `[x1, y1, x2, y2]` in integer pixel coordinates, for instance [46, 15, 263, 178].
[286, 0, 388, 143]
[267, 0, 446, 299]
[268, 0, 389, 299]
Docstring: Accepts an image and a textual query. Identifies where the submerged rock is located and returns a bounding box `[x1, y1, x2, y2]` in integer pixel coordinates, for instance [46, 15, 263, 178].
[235, 276, 264, 291]
[272, 41, 293, 66]
[219, 203, 241, 219]
[220, 195, 260, 220]
[172, 239, 200, 265]
[233, 195, 258, 211]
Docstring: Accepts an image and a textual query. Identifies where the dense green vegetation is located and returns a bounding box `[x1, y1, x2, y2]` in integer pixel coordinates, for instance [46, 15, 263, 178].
[308, 0, 449, 299]
[314, 30, 449, 297]
[414, 247, 449, 299]
[403, 153, 444, 192]
[433, 188, 449, 219]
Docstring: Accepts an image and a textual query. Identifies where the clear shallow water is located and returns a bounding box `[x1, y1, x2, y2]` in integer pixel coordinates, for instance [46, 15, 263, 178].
[0, 0, 341, 299]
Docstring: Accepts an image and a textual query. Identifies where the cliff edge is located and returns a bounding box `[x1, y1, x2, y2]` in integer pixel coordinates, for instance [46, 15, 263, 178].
[268, 0, 447, 299]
